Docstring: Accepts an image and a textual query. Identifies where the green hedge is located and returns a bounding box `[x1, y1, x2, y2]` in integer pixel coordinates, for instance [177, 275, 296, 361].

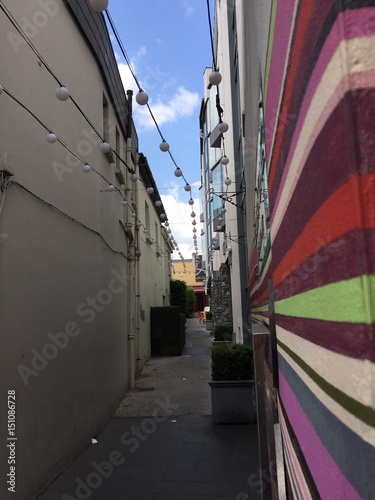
[170, 279, 195, 317]
[211, 344, 254, 381]
[213, 323, 233, 341]
[150, 306, 185, 356]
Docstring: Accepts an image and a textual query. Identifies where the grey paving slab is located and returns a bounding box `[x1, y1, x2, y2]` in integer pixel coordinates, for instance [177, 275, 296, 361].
[40, 317, 260, 500]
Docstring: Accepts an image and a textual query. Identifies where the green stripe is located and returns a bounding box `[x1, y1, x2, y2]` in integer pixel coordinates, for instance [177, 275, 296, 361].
[259, 232, 271, 278]
[275, 276, 375, 324]
[264, 0, 278, 100]
[278, 339, 375, 429]
[251, 304, 269, 313]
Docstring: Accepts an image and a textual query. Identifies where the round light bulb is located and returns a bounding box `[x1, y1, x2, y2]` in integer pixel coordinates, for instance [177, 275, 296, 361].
[130, 212, 136, 218]
[221, 155, 229, 165]
[99, 142, 111, 153]
[224, 177, 232, 186]
[193, 228, 197, 233]
[155, 200, 162, 207]
[121, 200, 128, 206]
[190, 212, 196, 217]
[47, 132, 57, 144]
[82, 164, 91, 173]
[209, 70, 222, 86]
[135, 90, 148, 105]
[146, 187, 154, 195]
[130, 173, 138, 182]
[217, 225, 221, 231]
[159, 140, 169, 152]
[55, 86, 69, 101]
[164, 222, 169, 226]
[174, 168, 183, 177]
[108, 184, 115, 191]
[160, 213, 166, 220]
[188, 198, 194, 206]
[218, 121, 229, 133]
[184, 184, 191, 192]
[192, 220, 196, 225]
[90, 0, 108, 11]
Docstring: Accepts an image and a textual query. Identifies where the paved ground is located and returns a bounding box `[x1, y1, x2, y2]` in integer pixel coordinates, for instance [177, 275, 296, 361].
[40, 317, 260, 500]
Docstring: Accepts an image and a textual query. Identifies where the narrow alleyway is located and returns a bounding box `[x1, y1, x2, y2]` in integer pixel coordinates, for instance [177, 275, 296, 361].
[40, 317, 260, 500]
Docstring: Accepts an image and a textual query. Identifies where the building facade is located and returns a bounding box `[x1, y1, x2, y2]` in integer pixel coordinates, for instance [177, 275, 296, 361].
[0, 1, 171, 497]
[212, 0, 375, 498]
[172, 257, 207, 312]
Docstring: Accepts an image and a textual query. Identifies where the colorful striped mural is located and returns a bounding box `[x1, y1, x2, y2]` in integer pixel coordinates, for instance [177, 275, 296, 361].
[251, 1, 375, 498]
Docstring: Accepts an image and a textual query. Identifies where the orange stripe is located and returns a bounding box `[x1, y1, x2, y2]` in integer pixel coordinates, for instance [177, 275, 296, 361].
[269, 1, 315, 193]
[273, 173, 375, 287]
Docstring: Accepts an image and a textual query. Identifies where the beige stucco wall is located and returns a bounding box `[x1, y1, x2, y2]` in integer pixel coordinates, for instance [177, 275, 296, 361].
[0, 1, 169, 497]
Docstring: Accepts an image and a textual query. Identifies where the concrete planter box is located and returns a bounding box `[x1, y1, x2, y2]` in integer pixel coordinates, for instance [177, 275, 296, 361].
[209, 379, 255, 424]
[205, 320, 213, 331]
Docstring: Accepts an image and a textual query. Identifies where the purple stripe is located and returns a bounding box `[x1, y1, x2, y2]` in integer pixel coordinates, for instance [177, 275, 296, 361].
[275, 228, 375, 300]
[276, 315, 375, 362]
[265, 0, 296, 162]
[279, 372, 361, 499]
[272, 7, 375, 221]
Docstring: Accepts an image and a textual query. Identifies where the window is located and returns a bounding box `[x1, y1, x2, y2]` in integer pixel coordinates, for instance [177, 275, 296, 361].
[254, 88, 270, 267]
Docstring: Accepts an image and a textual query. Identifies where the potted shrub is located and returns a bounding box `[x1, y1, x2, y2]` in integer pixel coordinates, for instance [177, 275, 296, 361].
[212, 322, 233, 345]
[209, 344, 255, 423]
[205, 310, 213, 331]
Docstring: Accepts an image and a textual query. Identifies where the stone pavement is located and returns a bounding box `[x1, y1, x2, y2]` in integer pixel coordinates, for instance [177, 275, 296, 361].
[40, 317, 260, 500]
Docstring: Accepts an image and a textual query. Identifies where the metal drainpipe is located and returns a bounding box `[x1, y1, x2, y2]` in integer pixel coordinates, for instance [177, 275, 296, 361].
[126, 89, 136, 391]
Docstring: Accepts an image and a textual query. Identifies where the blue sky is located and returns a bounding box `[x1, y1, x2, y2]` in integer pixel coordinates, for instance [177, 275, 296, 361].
[106, 0, 212, 258]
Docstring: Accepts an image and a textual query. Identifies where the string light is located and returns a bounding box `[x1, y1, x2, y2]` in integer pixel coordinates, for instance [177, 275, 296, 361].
[209, 70, 222, 86]
[135, 90, 149, 106]
[159, 140, 170, 152]
[46, 132, 57, 144]
[82, 164, 91, 173]
[218, 121, 229, 133]
[55, 86, 70, 101]
[99, 142, 111, 153]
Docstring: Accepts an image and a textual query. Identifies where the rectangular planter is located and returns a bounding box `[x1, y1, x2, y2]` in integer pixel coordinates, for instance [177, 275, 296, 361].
[209, 379, 255, 424]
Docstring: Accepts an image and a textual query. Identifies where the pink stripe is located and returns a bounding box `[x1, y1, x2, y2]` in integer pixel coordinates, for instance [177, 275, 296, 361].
[279, 372, 360, 499]
[280, 412, 304, 498]
[265, 0, 295, 164]
[271, 7, 375, 224]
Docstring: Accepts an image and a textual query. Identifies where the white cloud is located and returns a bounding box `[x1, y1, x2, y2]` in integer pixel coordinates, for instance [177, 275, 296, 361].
[117, 47, 147, 93]
[161, 185, 202, 259]
[182, 0, 194, 17]
[134, 86, 199, 129]
[118, 62, 138, 94]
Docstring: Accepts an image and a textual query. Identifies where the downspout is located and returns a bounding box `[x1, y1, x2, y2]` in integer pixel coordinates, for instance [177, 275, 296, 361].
[126, 89, 136, 390]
